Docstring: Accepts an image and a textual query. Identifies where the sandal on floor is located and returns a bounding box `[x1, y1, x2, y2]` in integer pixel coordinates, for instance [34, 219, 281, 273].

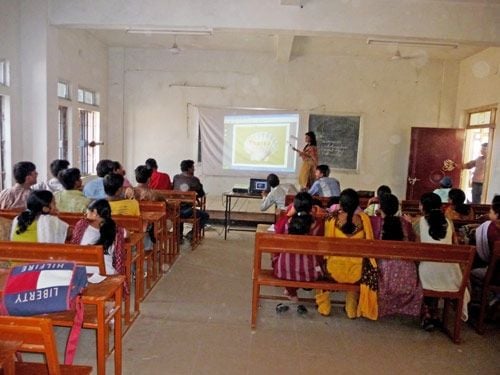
[276, 303, 290, 314]
[297, 305, 308, 315]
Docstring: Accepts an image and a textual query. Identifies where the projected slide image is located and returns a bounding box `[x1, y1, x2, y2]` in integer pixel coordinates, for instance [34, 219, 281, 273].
[223, 113, 299, 173]
[234, 125, 288, 166]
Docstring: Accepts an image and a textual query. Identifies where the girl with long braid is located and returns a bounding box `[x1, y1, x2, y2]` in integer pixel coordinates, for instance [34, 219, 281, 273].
[70, 199, 126, 276]
[416, 192, 469, 330]
[10, 190, 68, 243]
[316, 188, 376, 319]
[370, 193, 422, 318]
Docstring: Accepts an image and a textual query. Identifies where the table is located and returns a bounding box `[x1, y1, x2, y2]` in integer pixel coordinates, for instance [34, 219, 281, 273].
[223, 192, 264, 239]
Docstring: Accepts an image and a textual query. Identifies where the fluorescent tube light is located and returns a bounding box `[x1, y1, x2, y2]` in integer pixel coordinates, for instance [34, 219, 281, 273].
[367, 38, 458, 49]
[126, 28, 213, 36]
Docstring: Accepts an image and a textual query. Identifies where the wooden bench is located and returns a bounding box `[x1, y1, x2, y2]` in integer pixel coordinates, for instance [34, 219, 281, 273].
[139, 201, 171, 268]
[0, 315, 93, 374]
[252, 228, 475, 343]
[401, 200, 491, 219]
[0, 241, 124, 375]
[155, 190, 202, 248]
[475, 240, 500, 334]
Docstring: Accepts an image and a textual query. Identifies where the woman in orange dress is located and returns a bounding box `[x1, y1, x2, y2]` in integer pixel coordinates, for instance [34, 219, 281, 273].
[293, 131, 318, 190]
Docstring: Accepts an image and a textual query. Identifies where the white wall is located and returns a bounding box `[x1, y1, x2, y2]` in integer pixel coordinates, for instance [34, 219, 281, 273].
[109, 47, 460, 210]
[57, 28, 109, 170]
[456, 47, 500, 201]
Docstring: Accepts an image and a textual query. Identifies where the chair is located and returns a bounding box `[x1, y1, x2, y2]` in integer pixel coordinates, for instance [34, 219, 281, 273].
[0, 315, 92, 375]
[476, 240, 500, 334]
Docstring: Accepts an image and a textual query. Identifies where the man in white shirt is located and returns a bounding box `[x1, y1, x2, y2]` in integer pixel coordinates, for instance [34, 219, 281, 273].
[462, 143, 488, 204]
[260, 174, 298, 211]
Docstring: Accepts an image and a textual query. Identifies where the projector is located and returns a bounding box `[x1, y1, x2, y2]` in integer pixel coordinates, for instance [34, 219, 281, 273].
[232, 184, 249, 194]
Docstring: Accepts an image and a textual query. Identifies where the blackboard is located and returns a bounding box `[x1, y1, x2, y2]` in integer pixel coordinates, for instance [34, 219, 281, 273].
[309, 114, 361, 171]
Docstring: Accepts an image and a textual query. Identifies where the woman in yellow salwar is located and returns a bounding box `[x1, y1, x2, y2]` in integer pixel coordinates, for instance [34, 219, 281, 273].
[293, 131, 318, 190]
[316, 188, 378, 320]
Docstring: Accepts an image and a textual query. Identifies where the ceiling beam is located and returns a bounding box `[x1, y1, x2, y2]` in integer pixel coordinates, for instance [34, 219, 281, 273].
[275, 34, 295, 63]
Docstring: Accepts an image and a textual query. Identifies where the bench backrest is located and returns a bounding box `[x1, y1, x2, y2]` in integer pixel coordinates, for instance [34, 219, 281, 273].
[139, 200, 167, 213]
[112, 214, 143, 233]
[154, 190, 199, 209]
[255, 232, 474, 293]
[0, 241, 105, 274]
[0, 316, 62, 374]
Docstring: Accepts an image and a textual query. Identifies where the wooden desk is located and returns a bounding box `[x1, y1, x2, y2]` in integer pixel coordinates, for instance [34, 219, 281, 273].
[141, 211, 166, 283]
[223, 192, 264, 240]
[0, 269, 124, 375]
[0, 340, 22, 375]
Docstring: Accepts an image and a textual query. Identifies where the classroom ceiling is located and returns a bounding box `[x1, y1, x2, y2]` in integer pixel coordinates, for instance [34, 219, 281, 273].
[86, 29, 487, 62]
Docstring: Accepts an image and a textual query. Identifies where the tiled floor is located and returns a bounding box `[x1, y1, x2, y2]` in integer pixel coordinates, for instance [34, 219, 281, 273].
[69, 227, 498, 374]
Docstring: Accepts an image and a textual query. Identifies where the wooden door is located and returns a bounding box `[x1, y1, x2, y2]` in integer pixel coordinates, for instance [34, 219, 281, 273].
[406, 127, 465, 200]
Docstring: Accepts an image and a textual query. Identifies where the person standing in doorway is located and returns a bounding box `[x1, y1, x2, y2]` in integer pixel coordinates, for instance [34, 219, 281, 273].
[462, 143, 488, 204]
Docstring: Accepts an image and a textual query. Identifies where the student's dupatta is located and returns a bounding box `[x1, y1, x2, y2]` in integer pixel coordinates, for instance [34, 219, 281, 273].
[356, 213, 379, 320]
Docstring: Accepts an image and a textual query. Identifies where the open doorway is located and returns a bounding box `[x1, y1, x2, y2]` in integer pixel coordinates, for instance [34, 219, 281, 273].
[461, 107, 496, 203]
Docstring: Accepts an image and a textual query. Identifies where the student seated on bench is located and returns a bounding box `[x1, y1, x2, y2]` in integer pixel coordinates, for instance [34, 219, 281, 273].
[172, 159, 209, 239]
[473, 197, 500, 274]
[125, 165, 165, 202]
[32, 158, 69, 193]
[104, 173, 140, 216]
[260, 173, 297, 211]
[364, 185, 391, 217]
[0, 161, 38, 209]
[10, 190, 68, 243]
[370, 193, 422, 318]
[316, 188, 375, 318]
[55, 168, 91, 213]
[273, 192, 323, 308]
[70, 199, 126, 276]
[307, 164, 340, 198]
[444, 188, 475, 221]
[415, 192, 470, 330]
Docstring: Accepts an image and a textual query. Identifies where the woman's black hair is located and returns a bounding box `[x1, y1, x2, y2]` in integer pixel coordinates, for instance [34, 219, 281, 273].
[380, 193, 404, 241]
[289, 192, 314, 235]
[420, 192, 447, 241]
[293, 192, 313, 213]
[376, 185, 391, 198]
[339, 188, 359, 235]
[288, 214, 313, 235]
[305, 131, 317, 146]
[448, 188, 471, 216]
[16, 190, 53, 234]
[87, 199, 116, 254]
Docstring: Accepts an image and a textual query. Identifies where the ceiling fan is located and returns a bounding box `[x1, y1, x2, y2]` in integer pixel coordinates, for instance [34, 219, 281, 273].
[390, 48, 422, 61]
[169, 36, 181, 54]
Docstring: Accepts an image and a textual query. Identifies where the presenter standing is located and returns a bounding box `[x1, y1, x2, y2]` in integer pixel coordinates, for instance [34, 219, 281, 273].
[293, 131, 318, 190]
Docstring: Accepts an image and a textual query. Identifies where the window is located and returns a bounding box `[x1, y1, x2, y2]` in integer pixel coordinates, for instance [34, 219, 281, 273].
[77, 88, 99, 106]
[0, 96, 6, 189]
[58, 106, 69, 160]
[57, 81, 70, 100]
[79, 109, 101, 175]
[0, 60, 10, 87]
[468, 109, 494, 127]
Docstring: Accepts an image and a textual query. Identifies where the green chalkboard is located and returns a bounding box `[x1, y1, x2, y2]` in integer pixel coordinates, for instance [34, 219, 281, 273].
[308, 114, 361, 171]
